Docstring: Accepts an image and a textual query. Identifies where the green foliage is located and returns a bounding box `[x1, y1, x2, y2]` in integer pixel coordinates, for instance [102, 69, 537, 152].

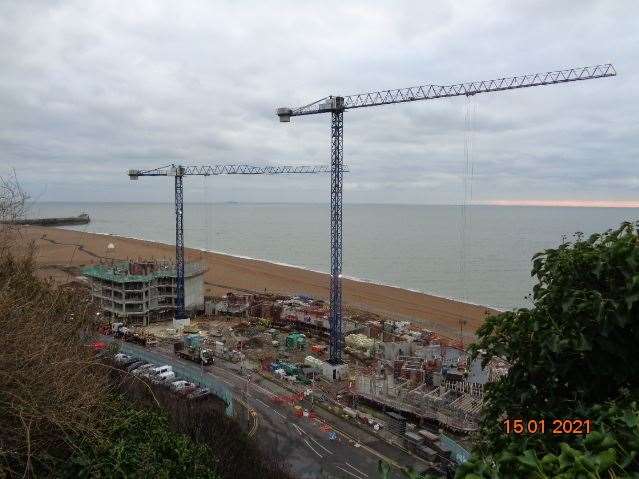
[456, 400, 639, 478]
[61, 397, 220, 479]
[469, 222, 639, 455]
[459, 223, 639, 477]
[0, 248, 269, 479]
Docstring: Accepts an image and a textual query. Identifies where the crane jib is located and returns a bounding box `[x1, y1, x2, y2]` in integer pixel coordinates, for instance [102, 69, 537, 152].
[280, 63, 616, 117]
[129, 164, 335, 177]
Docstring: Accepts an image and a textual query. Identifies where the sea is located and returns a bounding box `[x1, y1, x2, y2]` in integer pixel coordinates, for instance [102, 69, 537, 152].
[28, 202, 639, 311]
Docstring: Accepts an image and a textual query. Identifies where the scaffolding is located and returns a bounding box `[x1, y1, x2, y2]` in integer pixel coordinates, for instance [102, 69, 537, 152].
[355, 369, 484, 433]
[83, 260, 206, 325]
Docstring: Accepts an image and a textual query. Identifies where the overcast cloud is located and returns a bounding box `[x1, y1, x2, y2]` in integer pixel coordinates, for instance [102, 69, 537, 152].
[1, 0, 637, 204]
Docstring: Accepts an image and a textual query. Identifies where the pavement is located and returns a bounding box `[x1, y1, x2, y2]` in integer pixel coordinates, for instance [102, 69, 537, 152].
[109, 339, 437, 479]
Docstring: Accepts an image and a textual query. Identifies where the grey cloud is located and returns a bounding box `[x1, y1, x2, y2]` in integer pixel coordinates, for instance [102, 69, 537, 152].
[0, 0, 637, 204]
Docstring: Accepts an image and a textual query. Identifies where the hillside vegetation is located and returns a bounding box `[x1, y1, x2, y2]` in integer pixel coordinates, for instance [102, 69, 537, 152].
[0, 247, 293, 478]
[0, 249, 221, 478]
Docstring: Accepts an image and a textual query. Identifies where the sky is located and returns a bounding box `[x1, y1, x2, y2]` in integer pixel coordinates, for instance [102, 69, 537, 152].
[1, 0, 637, 205]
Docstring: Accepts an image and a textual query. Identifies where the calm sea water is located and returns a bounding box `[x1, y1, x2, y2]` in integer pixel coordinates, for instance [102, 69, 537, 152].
[28, 202, 639, 310]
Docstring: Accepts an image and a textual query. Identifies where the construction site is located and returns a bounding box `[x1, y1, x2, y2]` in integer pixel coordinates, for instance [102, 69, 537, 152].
[83, 64, 614, 470]
[89, 257, 508, 458]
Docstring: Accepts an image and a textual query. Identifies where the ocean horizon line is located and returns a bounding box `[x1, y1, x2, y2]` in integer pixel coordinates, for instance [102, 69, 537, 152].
[30, 200, 639, 209]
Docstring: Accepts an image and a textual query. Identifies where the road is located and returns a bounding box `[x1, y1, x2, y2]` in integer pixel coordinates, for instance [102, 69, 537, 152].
[113, 340, 432, 479]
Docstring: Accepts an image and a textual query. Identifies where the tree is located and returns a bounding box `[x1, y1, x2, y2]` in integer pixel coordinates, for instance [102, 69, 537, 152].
[0, 250, 110, 477]
[459, 222, 639, 477]
[0, 170, 28, 255]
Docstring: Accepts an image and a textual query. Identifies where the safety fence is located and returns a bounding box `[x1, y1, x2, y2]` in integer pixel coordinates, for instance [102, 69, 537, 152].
[440, 434, 471, 464]
[117, 341, 235, 417]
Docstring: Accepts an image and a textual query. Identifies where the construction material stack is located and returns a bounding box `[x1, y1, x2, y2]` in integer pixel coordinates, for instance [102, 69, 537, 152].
[345, 333, 376, 359]
[174, 334, 214, 365]
[285, 332, 306, 350]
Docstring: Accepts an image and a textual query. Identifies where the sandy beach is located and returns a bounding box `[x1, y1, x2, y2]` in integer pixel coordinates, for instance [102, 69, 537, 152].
[15, 226, 498, 338]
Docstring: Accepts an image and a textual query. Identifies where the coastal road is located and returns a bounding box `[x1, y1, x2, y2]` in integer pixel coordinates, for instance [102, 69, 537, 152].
[206, 360, 416, 479]
[112, 340, 428, 478]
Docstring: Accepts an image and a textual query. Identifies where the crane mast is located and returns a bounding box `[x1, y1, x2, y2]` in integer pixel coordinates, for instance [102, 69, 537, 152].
[277, 63, 616, 366]
[129, 163, 332, 324]
[175, 167, 186, 320]
[330, 106, 345, 364]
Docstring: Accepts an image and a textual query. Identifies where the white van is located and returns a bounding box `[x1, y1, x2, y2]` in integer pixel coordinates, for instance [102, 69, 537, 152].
[153, 371, 176, 384]
[132, 364, 155, 376]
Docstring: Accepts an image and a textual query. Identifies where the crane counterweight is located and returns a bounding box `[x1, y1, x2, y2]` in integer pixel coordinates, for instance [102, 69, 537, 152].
[277, 108, 292, 122]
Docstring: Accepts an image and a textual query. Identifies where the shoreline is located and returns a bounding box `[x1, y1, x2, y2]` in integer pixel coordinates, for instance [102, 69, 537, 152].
[78, 229, 501, 312]
[17, 225, 499, 339]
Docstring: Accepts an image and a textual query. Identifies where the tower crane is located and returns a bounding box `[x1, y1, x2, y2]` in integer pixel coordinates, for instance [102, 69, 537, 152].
[128, 163, 331, 323]
[277, 63, 616, 366]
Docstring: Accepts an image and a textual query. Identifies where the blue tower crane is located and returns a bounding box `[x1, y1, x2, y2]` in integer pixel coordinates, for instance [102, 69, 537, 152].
[128, 163, 331, 323]
[277, 63, 616, 365]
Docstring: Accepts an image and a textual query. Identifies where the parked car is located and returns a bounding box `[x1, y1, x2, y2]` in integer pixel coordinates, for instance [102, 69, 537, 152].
[178, 385, 198, 397]
[171, 380, 196, 392]
[151, 365, 172, 376]
[188, 387, 211, 400]
[132, 364, 155, 376]
[139, 367, 158, 379]
[152, 371, 176, 385]
[126, 360, 146, 372]
[114, 353, 133, 364]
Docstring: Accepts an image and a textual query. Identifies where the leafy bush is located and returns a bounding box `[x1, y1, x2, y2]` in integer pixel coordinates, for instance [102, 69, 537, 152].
[459, 223, 639, 477]
[456, 400, 639, 478]
[62, 397, 220, 479]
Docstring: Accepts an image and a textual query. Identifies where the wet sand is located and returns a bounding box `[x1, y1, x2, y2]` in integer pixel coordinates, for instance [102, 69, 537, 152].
[15, 226, 498, 338]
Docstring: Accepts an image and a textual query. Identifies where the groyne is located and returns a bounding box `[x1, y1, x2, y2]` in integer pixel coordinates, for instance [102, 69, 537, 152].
[4, 213, 90, 227]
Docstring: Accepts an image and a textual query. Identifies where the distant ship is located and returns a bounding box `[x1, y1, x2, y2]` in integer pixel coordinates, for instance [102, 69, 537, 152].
[3, 213, 90, 227]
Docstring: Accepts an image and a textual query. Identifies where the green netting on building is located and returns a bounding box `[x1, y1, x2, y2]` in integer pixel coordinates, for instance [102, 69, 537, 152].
[82, 261, 205, 282]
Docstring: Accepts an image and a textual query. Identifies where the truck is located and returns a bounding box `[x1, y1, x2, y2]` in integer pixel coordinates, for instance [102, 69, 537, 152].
[173, 334, 214, 365]
[112, 322, 158, 347]
[112, 322, 128, 336]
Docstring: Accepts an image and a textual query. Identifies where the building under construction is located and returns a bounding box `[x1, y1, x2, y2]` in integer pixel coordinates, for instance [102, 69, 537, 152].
[83, 260, 206, 325]
[109, 285, 508, 450]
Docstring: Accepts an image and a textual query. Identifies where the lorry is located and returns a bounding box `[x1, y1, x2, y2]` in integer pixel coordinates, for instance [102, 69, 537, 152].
[173, 334, 214, 365]
[112, 322, 158, 347]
